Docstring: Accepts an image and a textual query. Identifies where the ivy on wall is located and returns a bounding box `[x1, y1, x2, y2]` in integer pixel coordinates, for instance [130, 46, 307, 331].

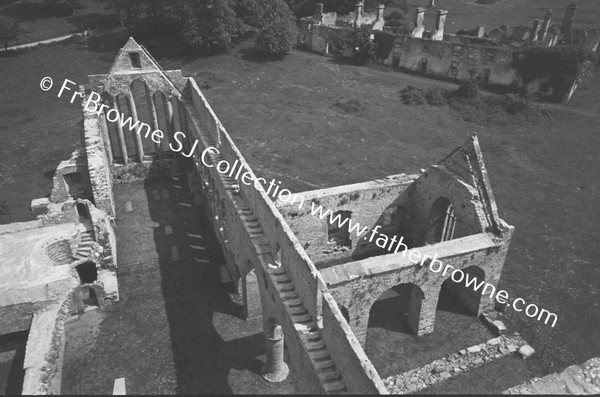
[512, 46, 597, 101]
[373, 30, 395, 62]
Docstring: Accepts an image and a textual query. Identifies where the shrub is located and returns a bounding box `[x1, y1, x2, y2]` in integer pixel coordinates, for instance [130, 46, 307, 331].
[512, 45, 598, 102]
[373, 30, 395, 62]
[332, 99, 365, 113]
[425, 88, 448, 106]
[346, 25, 377, 65]
[451, 79, 480, 100]
[500, 94, 529, 115]
[401, 83, 546, 124]
[400, 85, 426, 105]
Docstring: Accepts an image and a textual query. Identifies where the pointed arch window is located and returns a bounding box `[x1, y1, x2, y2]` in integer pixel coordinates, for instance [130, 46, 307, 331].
[426, 198, 456, 244]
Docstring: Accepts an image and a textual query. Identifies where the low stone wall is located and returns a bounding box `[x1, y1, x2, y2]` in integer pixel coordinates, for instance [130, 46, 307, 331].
[385, 334, 528, 394]
[21, 299, 71, 395]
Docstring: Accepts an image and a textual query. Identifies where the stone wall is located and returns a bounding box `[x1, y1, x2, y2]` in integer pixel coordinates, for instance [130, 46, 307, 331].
[82, 96, 115, 218]
[321, 293, 388, 394]
[178, 77, 386, 393]
[388, 35, 517, 86]
[21, 299, 71, 395]
[277, 175, 416, 267]
[321, 232, 513, 346]
[406, 165, 487, 247]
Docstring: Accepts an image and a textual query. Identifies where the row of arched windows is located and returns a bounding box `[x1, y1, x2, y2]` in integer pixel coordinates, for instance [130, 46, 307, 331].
[100, 79, 189, 164]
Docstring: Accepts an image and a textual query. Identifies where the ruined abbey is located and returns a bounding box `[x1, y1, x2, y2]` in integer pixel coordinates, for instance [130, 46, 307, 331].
[1, 7, 600, 392]
[0, 34, 520, 393]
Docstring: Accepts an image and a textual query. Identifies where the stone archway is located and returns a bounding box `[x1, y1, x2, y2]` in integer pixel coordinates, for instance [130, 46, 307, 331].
[438, 265, 486, 316]
[74, 261, 97, 284]
[367, 283, 426, 338]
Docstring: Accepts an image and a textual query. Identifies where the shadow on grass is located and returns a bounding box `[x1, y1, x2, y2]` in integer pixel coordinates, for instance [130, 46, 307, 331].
[239, 47, 286, 64]
[142, 158, 264, 393]
[66, 13, 118, 31]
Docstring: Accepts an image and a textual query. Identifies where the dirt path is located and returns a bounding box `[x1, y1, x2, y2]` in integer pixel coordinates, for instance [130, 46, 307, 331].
[0, 33, 84, 52]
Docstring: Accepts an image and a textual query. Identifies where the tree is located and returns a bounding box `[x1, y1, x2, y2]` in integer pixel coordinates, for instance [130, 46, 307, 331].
[107, 0, 132, 26]
[256, 17, 298, 55]
[237, 0, 298, 55]
[0, 17, 19, 51]
[347, 25, 377, 65]
[235, 0, 295, 28]
[65, 0, 83, 14]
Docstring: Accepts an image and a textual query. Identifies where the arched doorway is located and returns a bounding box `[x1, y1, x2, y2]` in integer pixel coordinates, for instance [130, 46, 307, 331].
[437, 266, 486, 316]
[75, 261, 97, 284]
[367, 283, 425, 337]
[76, 202, 90, 221]
[81, 285, 100, 307]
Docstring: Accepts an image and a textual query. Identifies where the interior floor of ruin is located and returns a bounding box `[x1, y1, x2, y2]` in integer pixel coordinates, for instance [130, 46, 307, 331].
[0, 331, 27, 396]
[60, 170, 295, 394]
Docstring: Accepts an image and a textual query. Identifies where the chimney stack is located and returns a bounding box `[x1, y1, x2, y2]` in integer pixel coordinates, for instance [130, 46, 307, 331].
[540, 9, 552, 42]
[377, 4, 385, 21]
[431, 9, 448, 41]
[412, 7, 426, 38]
[531, 19, 542, 41]
[356, 1, 364, 16]
[315, 3, 324, 16]
[561, 1, 577, 43]
[477, 25, 485, 38]
[354, 1, 364, 27]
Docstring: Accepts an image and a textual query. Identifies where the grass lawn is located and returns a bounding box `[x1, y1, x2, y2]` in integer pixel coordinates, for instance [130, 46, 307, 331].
[366, 286, 498, 378]
[0, 0, 113, 45]
[0, 37, 114, 225]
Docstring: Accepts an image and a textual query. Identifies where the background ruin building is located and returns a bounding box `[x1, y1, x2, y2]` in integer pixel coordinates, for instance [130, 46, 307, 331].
[298, 1, 600, 103]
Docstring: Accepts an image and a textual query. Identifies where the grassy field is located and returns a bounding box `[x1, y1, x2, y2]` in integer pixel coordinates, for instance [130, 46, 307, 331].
[0, 0, 113, 45]
[0, 37, 114, 225]
[1, 3, 599, 391]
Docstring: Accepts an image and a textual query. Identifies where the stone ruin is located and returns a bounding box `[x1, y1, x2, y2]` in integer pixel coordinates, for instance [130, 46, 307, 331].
[85, 38, 517, 393]
[2, 36, 600, 394]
